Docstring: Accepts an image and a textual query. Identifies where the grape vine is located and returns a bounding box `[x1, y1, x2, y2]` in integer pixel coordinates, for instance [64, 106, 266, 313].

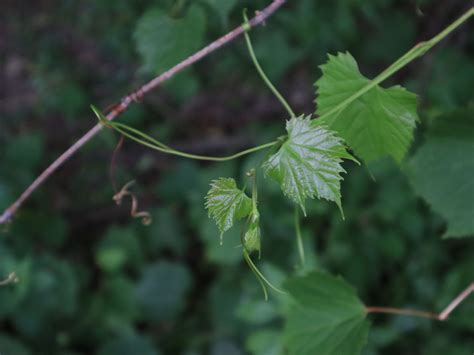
[2, 2, 473, 354]
[90, 6, 474, 354]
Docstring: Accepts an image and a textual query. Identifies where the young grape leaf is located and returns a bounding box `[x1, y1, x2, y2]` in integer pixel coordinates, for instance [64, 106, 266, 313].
[283, 271, 369, 355]
[134, 6, 206, 74]
[263, 115, 355, 216]
[315, 52, 418, 164]
[406, 109, 474, 238]
[205, 178, 252, 239]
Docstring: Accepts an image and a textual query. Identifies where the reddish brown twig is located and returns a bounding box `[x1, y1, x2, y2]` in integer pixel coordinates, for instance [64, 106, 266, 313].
[438, 282, 474, 320]
[0, 0, 286, 225]
[366, 282, 474, 321]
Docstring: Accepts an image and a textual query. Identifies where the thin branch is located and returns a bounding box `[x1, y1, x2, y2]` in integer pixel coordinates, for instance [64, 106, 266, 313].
[366, 282, 474, 321]
[366, 307, 439, 320]
[438, 282, 474, 320]
[0, 0, 286, 225]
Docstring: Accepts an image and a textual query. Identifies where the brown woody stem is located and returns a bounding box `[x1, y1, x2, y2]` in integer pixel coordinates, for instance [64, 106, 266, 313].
[366, 282, 474, 321]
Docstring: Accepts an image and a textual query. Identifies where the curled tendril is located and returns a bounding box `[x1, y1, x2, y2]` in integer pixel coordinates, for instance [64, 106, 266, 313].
[0, 272, 19, 286]
[113, 180, 152, 226]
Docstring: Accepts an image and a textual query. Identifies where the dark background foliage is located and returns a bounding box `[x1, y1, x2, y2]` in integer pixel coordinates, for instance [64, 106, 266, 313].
[1, 0, 473, 354]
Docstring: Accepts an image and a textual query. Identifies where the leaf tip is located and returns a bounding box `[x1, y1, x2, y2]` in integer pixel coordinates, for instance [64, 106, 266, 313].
[336, 200, 345, 220]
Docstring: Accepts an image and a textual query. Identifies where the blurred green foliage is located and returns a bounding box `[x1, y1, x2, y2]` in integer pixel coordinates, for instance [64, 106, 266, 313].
[1, 0, 473, 354]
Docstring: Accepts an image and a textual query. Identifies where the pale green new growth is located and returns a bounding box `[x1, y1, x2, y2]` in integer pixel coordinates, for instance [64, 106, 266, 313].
[407, 109, 474, 238]
[243, 211, 261, 254]
[263, 115, 355, 216]
[284, 272, 369, 355]
[315, 52, 419, 164]
[205, 178, 252, 240]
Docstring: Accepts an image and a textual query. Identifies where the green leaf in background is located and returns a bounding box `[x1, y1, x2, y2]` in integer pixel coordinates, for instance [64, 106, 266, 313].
[199, 218, 243, 266]
[263, 115, 354, 215]
[315, 52, 418, 163]
[98, 334, 160, 355]
[427, 48, 474, 111]
[205, 177, 252, 240]
[236, 299, 278, 325]
[0, 334, 31, 355]
[135, 261, 191, 322]
[203, 0, 237, 26]
[254, 30, 301, 82]
[246, 329, 283, 355]
[98, 276, 139, 333]
[1, 133, 44, 193]
[283, 271, 369, 355]
[134, 5, 206, 74]
[406, 109, 474, 238]
[95, 226, 143, 273]
[210, 340, 243, 355]
[145, 209, 187, 256]
[12, 256, 79, 339]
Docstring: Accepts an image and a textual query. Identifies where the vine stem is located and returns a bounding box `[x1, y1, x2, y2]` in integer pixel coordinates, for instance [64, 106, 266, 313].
[107, 120, 278, 162]
[0, 0, 286, 225]
[315, 6, 474, 123]
[91, 108, 279, 162]
[366, 282, 474, 321]
[243, 250, 287, 297]
[243, 10, 296, 118]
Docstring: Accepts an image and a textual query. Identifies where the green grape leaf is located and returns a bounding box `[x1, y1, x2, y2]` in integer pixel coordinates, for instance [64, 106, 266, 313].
[134, 6, 206, 74]
[263, 115, 354, 216]
[315, 52, 418, 163]
[406, 109, 474, 238]
[283, 271, 369, 355]
[205, 178, 252, 239]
